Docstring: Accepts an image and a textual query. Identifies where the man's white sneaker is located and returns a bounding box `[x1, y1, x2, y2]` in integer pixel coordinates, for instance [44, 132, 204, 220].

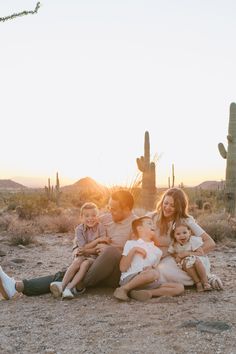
[50, 281, 63, 298]
[62, 288, 74, 300]
[0, 266, 17, 300]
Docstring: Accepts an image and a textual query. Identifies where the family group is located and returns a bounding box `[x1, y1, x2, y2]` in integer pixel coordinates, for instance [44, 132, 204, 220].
[0, 188, 223, 302]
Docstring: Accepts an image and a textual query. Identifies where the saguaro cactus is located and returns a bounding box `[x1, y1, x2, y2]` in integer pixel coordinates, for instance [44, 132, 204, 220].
[136, 131, 156, 210]
[55, 172, 60, 206]
[218, 102, 236, 215]
[44, 172, 61, 205]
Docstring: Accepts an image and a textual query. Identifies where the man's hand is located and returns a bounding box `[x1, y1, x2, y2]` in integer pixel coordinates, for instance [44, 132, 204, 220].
[95, 243, 110, 254]
[97, 236, 111, 244]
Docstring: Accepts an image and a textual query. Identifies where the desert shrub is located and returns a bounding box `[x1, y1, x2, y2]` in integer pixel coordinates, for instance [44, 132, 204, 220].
[195, 199, 203, 210]
[196, 213, 236, 242]
[0, 213, 15, 231]
[8, 219, 39, 245]
[203, 202, 212, 212]
[36, 214, 78, 234]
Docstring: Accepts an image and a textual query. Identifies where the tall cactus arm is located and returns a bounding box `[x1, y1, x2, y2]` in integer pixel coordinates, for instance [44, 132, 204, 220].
[136, 156, 145, 171]
[218, 143, 227, 159]
[227, 135, 233, 143]
[144, 131, 150, 165]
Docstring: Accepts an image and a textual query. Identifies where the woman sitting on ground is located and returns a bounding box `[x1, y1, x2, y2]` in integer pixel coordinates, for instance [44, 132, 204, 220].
[129, 188, 223, 301]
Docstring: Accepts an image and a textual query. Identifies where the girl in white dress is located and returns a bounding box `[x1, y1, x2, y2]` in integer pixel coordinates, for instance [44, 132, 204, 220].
[168, 220, 211, 292]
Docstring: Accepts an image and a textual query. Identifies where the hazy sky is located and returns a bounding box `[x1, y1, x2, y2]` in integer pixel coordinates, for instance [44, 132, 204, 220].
[1, 1, 236, 187]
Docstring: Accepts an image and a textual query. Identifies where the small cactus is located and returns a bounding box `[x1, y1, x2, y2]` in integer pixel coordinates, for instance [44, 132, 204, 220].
[136, 131, 156, 210]
[218, 102, 236, 215]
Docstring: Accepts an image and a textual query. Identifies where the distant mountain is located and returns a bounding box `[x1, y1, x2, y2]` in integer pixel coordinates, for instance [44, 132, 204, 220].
[195, 180, 225, 190]
[0, 179, 27, 190]
[12, 176, 46, 188]
[62, 177, 109, 195]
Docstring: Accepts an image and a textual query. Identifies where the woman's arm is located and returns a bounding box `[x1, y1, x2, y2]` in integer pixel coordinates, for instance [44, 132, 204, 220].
[186, 217, 216, 254]
[83, 236, 110, 250]
[201, 232, 215, 254]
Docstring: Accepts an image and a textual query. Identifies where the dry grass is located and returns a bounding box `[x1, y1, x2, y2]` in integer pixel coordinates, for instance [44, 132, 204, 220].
[0, 213, 15, 231]
[36, 214, 79, 234]
[196, 212, 236, 242]
[8, 219, 39, 245]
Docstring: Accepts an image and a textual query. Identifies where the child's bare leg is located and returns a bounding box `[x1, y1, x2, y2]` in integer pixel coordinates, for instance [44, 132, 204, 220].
[66, 259, 94, 290]
[130, 283, 184, 301]
[114, 269, 159, 301]
[182, 261, 203, 292]
[61, 257, 84, 290]
[194, 258, 211, 291]
[123, 269, 159, 292]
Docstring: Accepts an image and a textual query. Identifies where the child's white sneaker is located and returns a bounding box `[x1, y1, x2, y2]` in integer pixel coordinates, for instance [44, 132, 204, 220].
[0, 266, 17, 300]
[62, 288, 74, 300]
[50, 281, 63, 298]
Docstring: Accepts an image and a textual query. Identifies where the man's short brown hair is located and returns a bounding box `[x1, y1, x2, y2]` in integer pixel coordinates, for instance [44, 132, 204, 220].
[111, 190, 134, 211]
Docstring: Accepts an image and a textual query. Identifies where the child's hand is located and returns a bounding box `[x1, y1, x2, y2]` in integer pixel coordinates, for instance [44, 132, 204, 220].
[175, 256, 181, 264]
[133, 247, 147, 258]
[76, 247, 85, 256]
[143, 265, 152, 271]
[194, 247, 204, 256]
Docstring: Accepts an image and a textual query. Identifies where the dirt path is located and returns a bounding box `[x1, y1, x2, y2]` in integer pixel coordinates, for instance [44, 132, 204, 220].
[0, 232, 235, 354]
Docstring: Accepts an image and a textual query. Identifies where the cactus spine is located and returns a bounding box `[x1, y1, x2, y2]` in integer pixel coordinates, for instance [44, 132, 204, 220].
[218, 102, 236, 215]
[136, 131, 156, 210]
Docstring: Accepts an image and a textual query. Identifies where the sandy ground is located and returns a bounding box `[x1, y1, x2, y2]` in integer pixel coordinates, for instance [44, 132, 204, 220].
[0, 232, 235, 354]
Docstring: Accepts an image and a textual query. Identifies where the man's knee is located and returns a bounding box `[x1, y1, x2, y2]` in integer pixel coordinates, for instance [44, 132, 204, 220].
[100, 246, 122, 263]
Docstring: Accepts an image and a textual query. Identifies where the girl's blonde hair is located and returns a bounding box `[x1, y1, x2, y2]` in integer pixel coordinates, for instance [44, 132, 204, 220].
[155, 188, 190, 235]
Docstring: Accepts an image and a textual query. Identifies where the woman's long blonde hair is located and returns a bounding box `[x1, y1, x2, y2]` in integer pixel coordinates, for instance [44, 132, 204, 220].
[155, 188, 190, 235]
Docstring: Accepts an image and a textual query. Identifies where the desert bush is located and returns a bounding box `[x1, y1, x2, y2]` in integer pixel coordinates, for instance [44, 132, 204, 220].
[36, 214, 78, 234]
[8, 219, 39, 245]
[196, 212, 236, 241]
[0, 213, 15, 231]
